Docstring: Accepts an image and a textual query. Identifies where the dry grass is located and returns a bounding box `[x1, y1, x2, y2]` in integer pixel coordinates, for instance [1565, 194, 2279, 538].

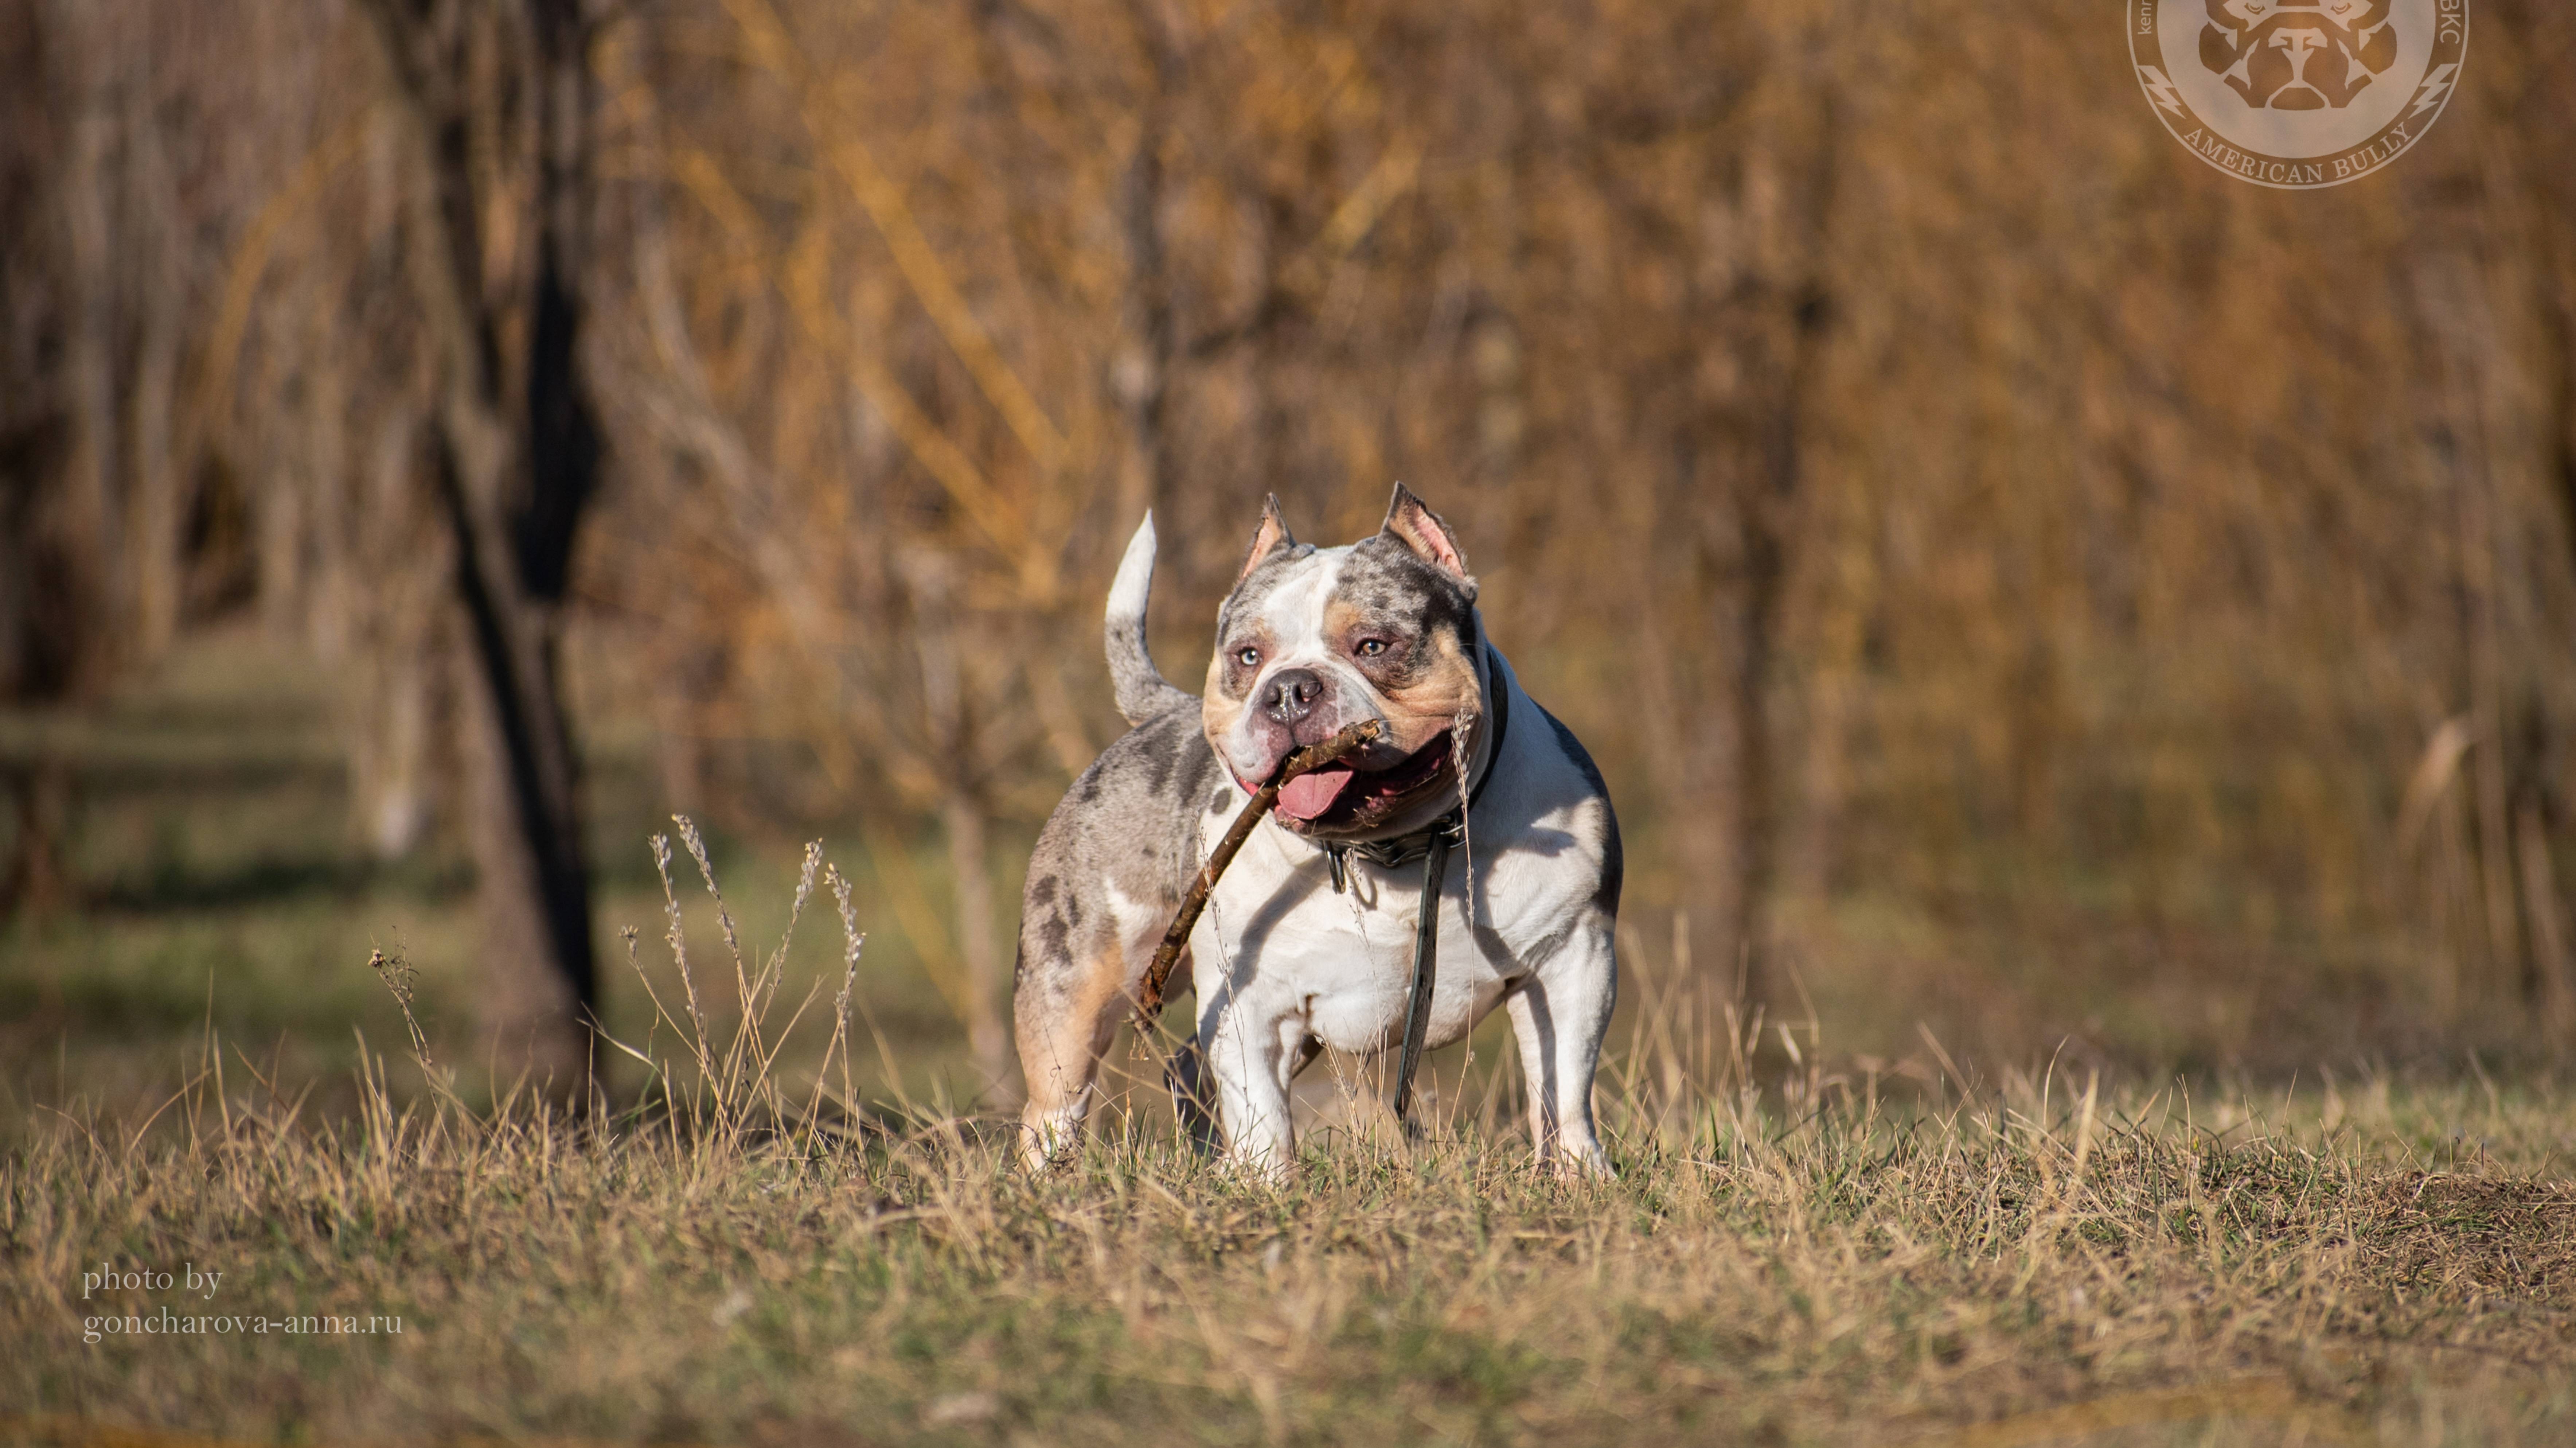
[4, 839, 2574, 1448]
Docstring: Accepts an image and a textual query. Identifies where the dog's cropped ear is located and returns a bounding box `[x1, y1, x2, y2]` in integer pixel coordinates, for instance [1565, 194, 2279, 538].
[1381, 483, 1473, 593]
[1233, 494, 1297, 586]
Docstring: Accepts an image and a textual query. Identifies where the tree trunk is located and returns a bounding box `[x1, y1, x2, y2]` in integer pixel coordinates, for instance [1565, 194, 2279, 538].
[1724, 468, 1788, 1011]
[1113, 0, 1177, 533]
[126, 95, 184, 661]
[60, 91, 124, 690]
[942, 785, 1011, 1087]
[0, 761, 73, 921]
[904, 549, 1014, 1094]
[450, 489, 594, 1090]
[2514, 802, 2576, 1044]
[358, 0, 604, 1099]
[1684, 90, 1837, 1017]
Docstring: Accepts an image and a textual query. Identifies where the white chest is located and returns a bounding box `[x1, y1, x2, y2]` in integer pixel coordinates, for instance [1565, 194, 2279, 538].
[1186, 808, 1593, 1054]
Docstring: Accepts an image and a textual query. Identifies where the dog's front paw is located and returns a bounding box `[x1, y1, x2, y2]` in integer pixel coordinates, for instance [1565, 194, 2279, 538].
[1539, 1138, 1615, 1179]
[1214, 1144, 1299, 1187]
[1019, 1106, 1085, 1174]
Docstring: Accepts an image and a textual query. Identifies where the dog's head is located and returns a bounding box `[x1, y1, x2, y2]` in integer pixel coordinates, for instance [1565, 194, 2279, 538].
[2201, 0, 2397, 110]
[1203, 485, 1486, 841]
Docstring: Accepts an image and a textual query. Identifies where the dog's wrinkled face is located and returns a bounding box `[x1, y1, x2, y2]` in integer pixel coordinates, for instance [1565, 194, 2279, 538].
[1203, 487, 1484, 841]
[2201, 0, 2397, 111]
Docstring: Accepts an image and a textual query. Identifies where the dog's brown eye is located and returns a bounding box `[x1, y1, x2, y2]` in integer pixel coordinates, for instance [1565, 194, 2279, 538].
[1235, 646, 1261, 668]
[1354, 639, 1387, 658]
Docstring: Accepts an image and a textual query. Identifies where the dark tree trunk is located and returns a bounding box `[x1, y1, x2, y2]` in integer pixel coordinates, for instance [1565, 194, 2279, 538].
[1677, 99, 1838, 1020]
[1113, 0, 1178, 532]
[359, 0, 604, 1097]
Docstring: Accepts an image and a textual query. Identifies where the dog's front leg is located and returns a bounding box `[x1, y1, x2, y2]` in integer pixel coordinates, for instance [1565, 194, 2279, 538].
[1503, 925, 1617, 1174]
[1202, 1003, 1303, 1177]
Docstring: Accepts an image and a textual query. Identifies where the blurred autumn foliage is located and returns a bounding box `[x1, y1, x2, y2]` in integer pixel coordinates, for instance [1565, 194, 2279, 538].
[5, 0, 2576, 1080]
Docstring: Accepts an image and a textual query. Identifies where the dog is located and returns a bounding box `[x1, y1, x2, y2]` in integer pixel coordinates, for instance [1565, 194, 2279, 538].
[1012, 485, 1621, 1174]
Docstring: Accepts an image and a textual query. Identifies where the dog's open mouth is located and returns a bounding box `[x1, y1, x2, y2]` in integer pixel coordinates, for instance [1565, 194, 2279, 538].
[1268, 729, 1455, 829]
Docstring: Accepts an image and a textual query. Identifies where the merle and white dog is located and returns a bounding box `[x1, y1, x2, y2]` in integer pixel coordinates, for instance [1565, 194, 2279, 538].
[1012, 486, 1621, 1174]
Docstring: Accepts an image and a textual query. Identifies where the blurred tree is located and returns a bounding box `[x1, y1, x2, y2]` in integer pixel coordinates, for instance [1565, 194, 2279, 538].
[0, 2, 69, 906]
[10, 0, 2576, 1079]
[355, 0, 605, 1095]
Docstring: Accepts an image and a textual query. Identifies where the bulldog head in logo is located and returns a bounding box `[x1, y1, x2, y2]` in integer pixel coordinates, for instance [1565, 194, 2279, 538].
[2200, 0, 2399, 110]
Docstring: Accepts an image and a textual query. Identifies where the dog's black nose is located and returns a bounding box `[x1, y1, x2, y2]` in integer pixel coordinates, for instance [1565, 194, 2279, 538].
[1261, 667, 1327, 726]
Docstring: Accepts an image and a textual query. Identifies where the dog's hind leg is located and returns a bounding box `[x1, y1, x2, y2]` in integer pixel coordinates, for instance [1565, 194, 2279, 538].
[1015, 833, 1158, 1170]
[1014, 938, 1130, 1171]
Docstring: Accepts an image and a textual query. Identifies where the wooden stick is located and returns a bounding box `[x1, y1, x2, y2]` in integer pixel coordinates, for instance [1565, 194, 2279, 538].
[1132, 719, 1384, 1028]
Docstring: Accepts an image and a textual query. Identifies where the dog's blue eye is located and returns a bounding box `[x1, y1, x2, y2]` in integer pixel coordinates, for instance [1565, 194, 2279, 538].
[1236, 647, 1260, 667]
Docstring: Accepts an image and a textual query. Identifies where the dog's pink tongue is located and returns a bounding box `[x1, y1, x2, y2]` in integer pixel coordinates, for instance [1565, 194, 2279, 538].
[1274, 766, 1354, 822]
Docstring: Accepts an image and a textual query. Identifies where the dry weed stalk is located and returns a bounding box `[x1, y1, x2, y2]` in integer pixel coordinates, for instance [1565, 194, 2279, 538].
[600, 822, 867, 1153]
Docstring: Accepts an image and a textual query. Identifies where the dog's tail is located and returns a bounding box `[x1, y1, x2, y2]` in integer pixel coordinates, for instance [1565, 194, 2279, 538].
[1105, 513, 1195, 727]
